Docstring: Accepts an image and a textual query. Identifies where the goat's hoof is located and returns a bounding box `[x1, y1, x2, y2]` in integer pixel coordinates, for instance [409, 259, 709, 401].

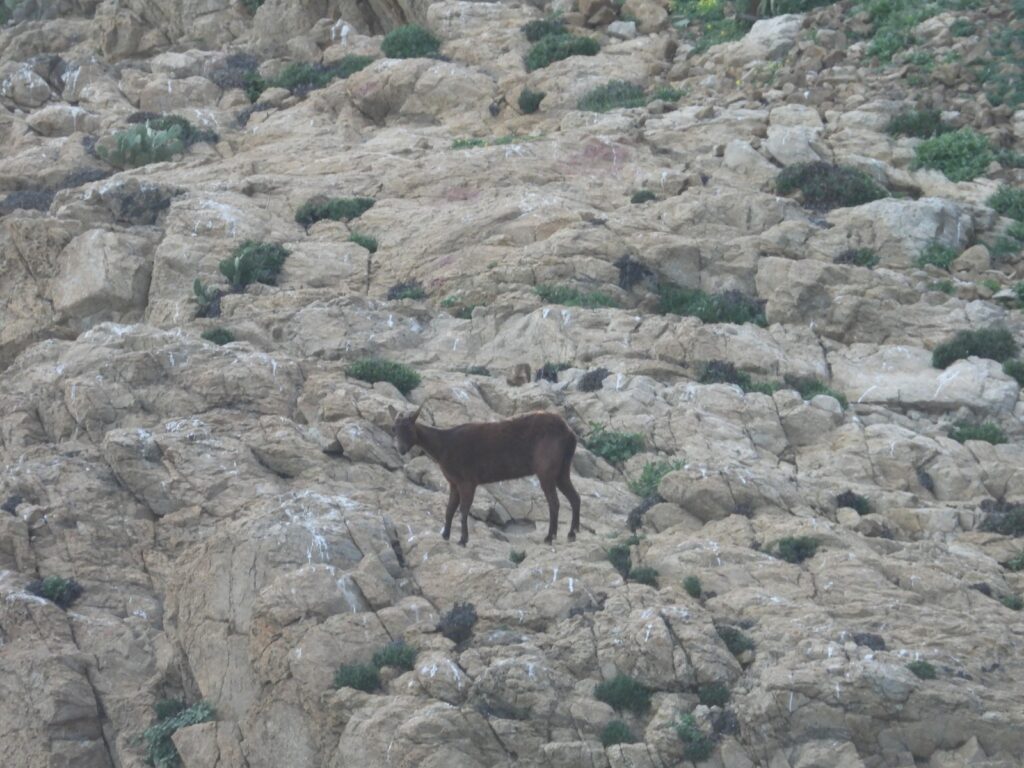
[567, 531, 576, 542]
[441, 531, 451, 541]
[543, 536, 554, 545]
[458, 539, 467, 547]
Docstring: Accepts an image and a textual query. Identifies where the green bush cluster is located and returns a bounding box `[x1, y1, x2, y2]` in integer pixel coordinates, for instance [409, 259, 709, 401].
[600, 719, 636, 747]
[629, 460, 682, 498]
[629, 566, 659, 587]
[295, 196, 375, 228]
[676, 713, 713, 762]
[716, 624, 754, 657]
[988, 185, 1024, 221]
[372, 640, 418, 671]
[931, 326, 1018, 368]
[699, 360, 775, 396]
[1001, 594, 1023, 611]
[657, 285, 766, 326]
[518, 88, 546, 114]
[535, 284, 618, 308]
[631, 190, 658, 204]
[834, 248, 880, 268]
[382, 25, 441, 58]
[509, 550, 526, 565]
[346, 358, 421, 395]
[885, 108, 954, 138]
[201, 328, 234, 346]
[143, 701, 215, 768]
[586, 423, 645, 464]
[1004, 552, 1024, 571]
[27, 575, 83, 609]
[334, 663, 381, 692]
[980, 500, 1024, 536]
[98, 123, 186, 169]
[836, 490, 871, 515]
[219, 241, 290, 291]
[594, 674, 651, 714]
[911, 129, 994, 182]
[349, 232, 378, 253]
[451, 138, 486, 149]
[683, 575, 702, 599]
[607, 544, 632, 579]
[521, 18, 566, 42]
[536, 361, 571, 383]
[907, 660, 937, 680]
[578, 80, 647, 111]
[437, 602, 477, 643]
[672, 0, 747, 54]
[245, 56, 374, 102]
[915, 241, 959, 270]
[775, 162, 888, 210]
[949, 421, 1007, 445]
[1004, 359, 1024, 387]
[772, 536, 820, 564]
[784, 375, 848, 409]
[578, 367, 610, 392]
[525, 34, 599, 71]
[387, 280, 427, 300]
[697, 682, 730, 707]
[193, 279, 222, 318]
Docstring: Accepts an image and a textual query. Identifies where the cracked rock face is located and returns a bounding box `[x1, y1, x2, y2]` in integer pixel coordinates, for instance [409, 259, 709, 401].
[2, 0, 1024, 767]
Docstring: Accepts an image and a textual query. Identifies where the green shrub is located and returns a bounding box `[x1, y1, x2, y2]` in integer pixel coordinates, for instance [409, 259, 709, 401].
[885, 108, 953, 138]
[1004, 552, 1024, 571]
[578, 367, 610, 392]
[349, 232, 378, 253]
[98, 124, 186, 169]
[452, 137, 486, 149]
[772, 536, 819, 564]
[518, 88, 545, 114]
[716, 625, 754, 657]
[594, 674, 651, 714]
[381, 25, 441, 58]
[949, 18, 975, 36]
[201, 328, 234, 345]
[143, 701, 215, 768]
[586, 423, 645, 464]
[650, 85, 684, 102]
[267, 57, 374, 95]
[783, 375, 848, 409]
[697, 682, 730, 707]
[657, 285, 766, 326]
[1003, 359, 1024, 387]
[607, 544, 632, 579]
[577, 80, 647, 112]
[676, 713, 713, 762]
[334, 663, 381, 692]
[346, 358, 421, 395]
[907, 660, 936, 680]
[834, 248, 880, 268]
[988, 185, 1024, 221]
[372, 640, 417, 671]
[911, 129, 994, 182]
[536, 361, 571, 382]
[387, 280, 427, 300]
[193, 278, 222, 318]
[629, 460, 682, 498]
[600, 719, 636, 747]
[295, 196, 374, 228]
[915, 241, 959, 270]
[27, 575, 83, 609]
[1017, 282, 1024, 304]
[980, 499, 1024, 536]
[466, 365, 490, 376]
[683, 575, 702, 599]
[134, 114, 218, 146]
[521, 18, 566, 42]
[510, 550, 526, 565]
[836, 490, 870, 515]
[949, 421, 1006, 445]
[218, 241, 289, 291]
[242, 0, 263, 11]
[629, 566, 659, 587]
[928, 279, 955, 294]
[525, 34, 599, 71]
[437, 602, 477, 643]
[699, 360, 754, 389]
[535, 284, 618, 308]
[631, 189, 657, 204]
[775, 162, 888, 210]
[932, 327, 1018, 368]
[1001, 594, 1024, 610]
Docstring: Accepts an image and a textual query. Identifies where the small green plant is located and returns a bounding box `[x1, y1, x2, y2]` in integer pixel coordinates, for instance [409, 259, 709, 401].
[907, 660, 937, 680]
[1003, 359, 1024, 387]
[136, 114, 218, 146]
[295, 196, 374, 228]
[932, 327, 1018, 368]
[346, 359, 420, 394]
[982, 278, 1002, 293]
[988, 185, 1024, 221]
[509, 549, 526, 565]
[772, 536, 820, 564]
[607, 544, 632, 579]
[949, 18, 975, 36]
[911, 128, 994, 182]
[521, 18, 566, 42]
[928, 279, 955, 295]
[650, 85, 684, 102]
[201, 327, 234, 345]
[676, 713, 713, 762]
[98, 123, 186, 169]
[578, 367, 610, 392]
[775, 162, 888, 210]
[381, 24, 441, 58]
[241, 0, 263, 12]
[697, 682, 730, 707]
[1000, 594, 1024, 610]
[915, 241, 958, 270]
[586, 423, 645, 464]
[518, 88, 545, 114]
[437, 602, 477, 644]
[600, 719, 636, 747]
[657, 285, 766, 326]
[577, 80, 647, 112]
[629, 566, 659, 587]
[349, 232, 378, 253]
[535, 284, 618, 308]
[193, 278, 222, 318]
[949, 421, 1007, 445]
[698, 360, 774, 394]
[386, 280, 427, 300]
[783, 375, 848, 409]
[535, 361, 571, 383]
[334, 663, 381, 692]
[1004, 552, 1024, 571]
[218, 241, 289, 291]
[269, 56, 374, 95]
[452, 137, 486, 149]
[143, 701, 215, 768]
[980, 499, 1024, 536]
[372, 640, 418, 671]
[594, 674, 651, 714]
[629, 460, 682, 498]
[683, 575, 702, 599]
[716, 625, 754, 657]
[631, 189, 657, 204]
[836, 490, 870, 515]
[27, 575, 83, 609]
[525, 34, 599, 71]
[834, 247, 880, 268]
[885, 108, 953, 139]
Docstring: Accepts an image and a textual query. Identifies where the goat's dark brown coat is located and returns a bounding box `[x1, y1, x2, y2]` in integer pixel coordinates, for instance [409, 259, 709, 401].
[393, 410, 581, 545]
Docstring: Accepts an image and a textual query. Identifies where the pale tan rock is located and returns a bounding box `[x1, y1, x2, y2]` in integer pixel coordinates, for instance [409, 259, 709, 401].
[621, 0, 669, 34]
[951, 244, 991, 273]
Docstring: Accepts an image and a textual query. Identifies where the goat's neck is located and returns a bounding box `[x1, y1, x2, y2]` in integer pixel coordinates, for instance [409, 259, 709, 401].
[414, 424, 449, 463]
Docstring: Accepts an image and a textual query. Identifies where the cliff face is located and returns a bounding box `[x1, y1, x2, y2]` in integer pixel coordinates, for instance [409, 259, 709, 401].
[1, 0, 1023, 766]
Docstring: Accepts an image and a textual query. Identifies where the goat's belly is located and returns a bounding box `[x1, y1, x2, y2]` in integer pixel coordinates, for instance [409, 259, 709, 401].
[479, 467, 533, 485]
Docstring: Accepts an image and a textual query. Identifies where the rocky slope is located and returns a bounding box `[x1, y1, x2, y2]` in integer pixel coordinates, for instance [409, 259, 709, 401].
[1, 0, 1024, 766]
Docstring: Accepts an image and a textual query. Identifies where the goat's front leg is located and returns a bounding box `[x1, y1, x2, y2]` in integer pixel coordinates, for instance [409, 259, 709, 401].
[441, 483, 460, 540]
[457, 484, 476, 546]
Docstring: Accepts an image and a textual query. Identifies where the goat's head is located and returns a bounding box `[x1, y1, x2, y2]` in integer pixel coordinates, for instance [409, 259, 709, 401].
[391, 401, 425, 455]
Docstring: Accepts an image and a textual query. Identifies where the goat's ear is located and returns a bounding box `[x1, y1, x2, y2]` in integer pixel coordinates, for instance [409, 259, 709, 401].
[386, 405, 398, 422]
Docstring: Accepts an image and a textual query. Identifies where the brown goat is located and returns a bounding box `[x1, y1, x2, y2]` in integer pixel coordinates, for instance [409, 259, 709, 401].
[392, 405, 581, 546]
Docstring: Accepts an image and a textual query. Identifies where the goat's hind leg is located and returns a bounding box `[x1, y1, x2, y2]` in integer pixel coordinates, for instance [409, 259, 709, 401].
[540, 476, 560, 544]
[557, 467, 581, 541]
[457, 484, 476, 546]
[441, 483, 460, 541]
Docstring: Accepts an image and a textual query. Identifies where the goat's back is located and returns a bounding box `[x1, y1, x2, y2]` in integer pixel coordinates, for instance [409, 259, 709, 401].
[443, 412, 576, 484]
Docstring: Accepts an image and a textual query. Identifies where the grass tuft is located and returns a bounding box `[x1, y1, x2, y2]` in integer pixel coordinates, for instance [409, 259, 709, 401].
[535, 284, 618, 308]
[697, 682, 730, 707]
[334, 663, 381, 692]
[607, 544, 632, 579]
[586, 423, 645, 464]
[775, 162, 888, 210]
[907, 660, 936, 680]
[676, 713, 713, 762]
[518, 88, 546, 114]
[218, 241, 289, 291]
[716, 625, 754, 657]
[915, 241, 958, 270]
[836, 490, 870, 515]
[27, 575, 83, 609]
[525, 34, 599, 71]
[949, 421, 1006, 445]
[346, 358, 421, 395]
[657, 285, 766, 326]
[295, 196, 374, 228]
[349, 232, 378, 253]
[911, 128, 994, 182]
[143, 701, 215, 768]
[600, 719, 636, 747]
[437, 602, 477, 644]
[629, 460, 682, 498]
[201, 328, 234, 346]
[381, 25, 441, 58]
[372, 640, 417, 671]
[594, 674, 651, 714]
[683, 575, 702, 599]
[932, 327, 1018, 368]
[772, 536, 820, 564]
[629, 566, 659, 587]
